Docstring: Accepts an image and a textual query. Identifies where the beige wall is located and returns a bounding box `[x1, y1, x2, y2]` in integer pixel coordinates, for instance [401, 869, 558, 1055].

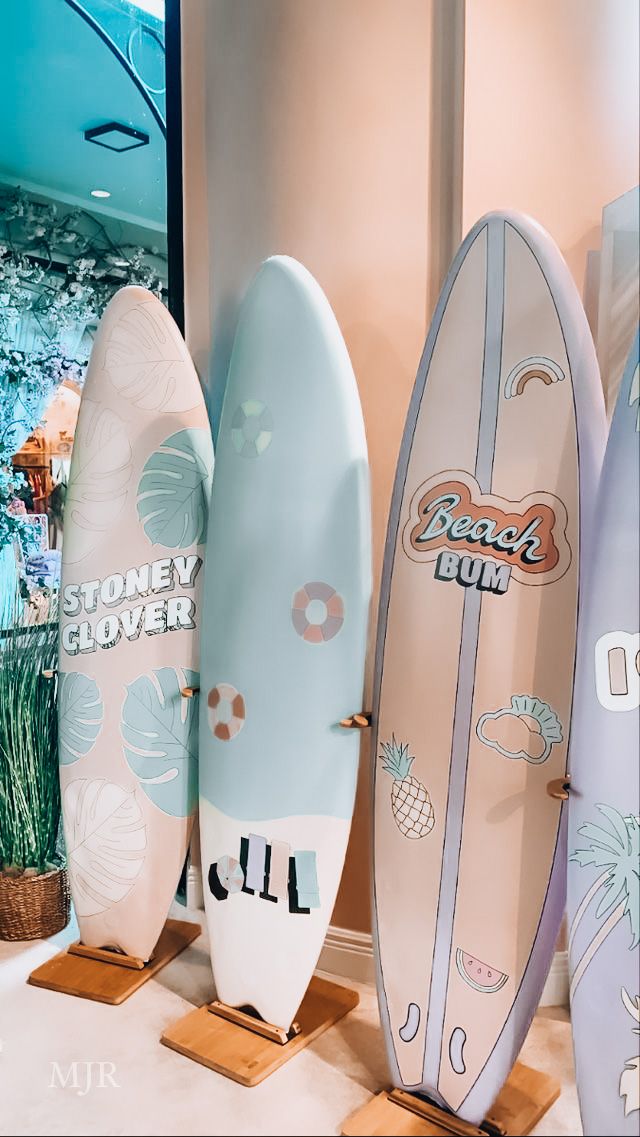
[463, 0, 639, 298]
[183, 0, 443, 933]
[182, 0, 639, 937]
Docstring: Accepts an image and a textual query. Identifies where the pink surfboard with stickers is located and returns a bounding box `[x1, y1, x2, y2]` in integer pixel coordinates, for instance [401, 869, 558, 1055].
[372, 213, 606, 1123]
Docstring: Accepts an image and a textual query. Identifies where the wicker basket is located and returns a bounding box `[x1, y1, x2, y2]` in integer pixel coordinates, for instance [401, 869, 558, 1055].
[0, 866, 70, 941]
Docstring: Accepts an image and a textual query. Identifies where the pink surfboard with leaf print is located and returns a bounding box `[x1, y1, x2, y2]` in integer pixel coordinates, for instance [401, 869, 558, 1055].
[58, 286, 213, 961]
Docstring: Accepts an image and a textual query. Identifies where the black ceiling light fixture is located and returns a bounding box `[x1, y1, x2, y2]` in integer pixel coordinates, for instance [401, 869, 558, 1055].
[84, 121, 150, 152]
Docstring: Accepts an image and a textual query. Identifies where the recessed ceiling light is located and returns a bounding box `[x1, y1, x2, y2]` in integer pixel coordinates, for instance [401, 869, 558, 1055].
[90, 189, 111, 199]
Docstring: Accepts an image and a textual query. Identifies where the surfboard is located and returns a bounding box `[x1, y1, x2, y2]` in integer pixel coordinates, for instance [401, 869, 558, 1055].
[372, 212, 606, 1124]
[58, 286, 213, 962]
[567, 330, 639, 1136]
[199, 256, 371, 1031]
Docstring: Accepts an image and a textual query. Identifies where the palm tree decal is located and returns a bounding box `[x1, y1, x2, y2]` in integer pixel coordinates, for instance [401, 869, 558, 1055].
[620, 988, 640, 1117]
[569, 804, 639, 1001]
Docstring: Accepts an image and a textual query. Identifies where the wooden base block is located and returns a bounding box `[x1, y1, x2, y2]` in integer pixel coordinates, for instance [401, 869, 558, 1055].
[341, 1062, 560, 1136]
[67, 941, 148, 970]
[160, 974, 359, 1086]
[207, 999, 301, 1044]
[27, 918, 200, 1005]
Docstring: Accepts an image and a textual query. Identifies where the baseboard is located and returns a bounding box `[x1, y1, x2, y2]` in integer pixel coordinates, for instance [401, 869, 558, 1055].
[185, 862, 204, 911]
[318, 926, 569, 1009]
[186, 865, 570, 1009]
[538, 949, 569, 1008]
[317, 925, 376, 986]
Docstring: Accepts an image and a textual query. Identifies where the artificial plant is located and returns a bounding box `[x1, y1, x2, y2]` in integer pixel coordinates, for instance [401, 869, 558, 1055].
[0, 468, 39, 556]
[0, 602, 60, 874]
[0, 184, 166, 348]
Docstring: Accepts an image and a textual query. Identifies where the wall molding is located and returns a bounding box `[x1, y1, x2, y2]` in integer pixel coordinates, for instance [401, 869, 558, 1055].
[185, 861, 204, 911]
[317, 925, 376, 986]
[539, 949, 569, 1009]
[427, 0, 465, 318]
[317, 925, 569, 1009]
[187, 867, 569, 1008]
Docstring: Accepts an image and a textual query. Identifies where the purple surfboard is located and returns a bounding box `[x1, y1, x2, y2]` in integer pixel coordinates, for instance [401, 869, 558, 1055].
[568, 329, 640, 1136]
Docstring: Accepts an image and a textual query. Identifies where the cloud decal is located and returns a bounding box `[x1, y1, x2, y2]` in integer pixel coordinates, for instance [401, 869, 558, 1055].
[476, 695, 562, 764]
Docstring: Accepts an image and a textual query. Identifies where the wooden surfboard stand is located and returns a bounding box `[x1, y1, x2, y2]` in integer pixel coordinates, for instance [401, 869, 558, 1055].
[27, 918, 200, 1005]
[160, 974, 359, 1086]
[341, 1062, 560, 1136]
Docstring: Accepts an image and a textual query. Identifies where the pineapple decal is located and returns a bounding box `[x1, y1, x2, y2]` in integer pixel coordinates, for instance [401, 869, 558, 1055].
[380, 735, 435, 839]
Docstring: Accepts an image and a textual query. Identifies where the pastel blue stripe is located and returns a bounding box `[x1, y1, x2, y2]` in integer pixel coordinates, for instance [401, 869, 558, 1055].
[423, 217, 505, 1093]
[245, 833, 267, 891]
[294, 850, 320, 909]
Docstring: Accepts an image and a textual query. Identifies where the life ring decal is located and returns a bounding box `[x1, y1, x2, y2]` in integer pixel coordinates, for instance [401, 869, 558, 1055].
[215, 854, 245, 894]
[207, 683, 246, 740]
[291, 582, 344, 644]
[230, 399, 273, 457]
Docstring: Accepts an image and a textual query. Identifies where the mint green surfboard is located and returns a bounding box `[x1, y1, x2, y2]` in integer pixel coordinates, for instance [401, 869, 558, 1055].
[199, 256, 371, 1030]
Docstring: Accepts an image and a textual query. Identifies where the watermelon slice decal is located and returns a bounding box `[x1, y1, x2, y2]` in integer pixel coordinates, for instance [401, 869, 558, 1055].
[455, 948, 508, 994]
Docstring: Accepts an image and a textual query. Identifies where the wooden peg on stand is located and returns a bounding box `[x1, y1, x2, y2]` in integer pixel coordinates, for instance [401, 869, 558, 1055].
[339, 711, 372, 729]
[547, 774, 571, 800]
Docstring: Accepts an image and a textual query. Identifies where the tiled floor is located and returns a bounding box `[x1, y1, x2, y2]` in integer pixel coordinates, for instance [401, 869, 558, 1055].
[0, 905, 581, 1136]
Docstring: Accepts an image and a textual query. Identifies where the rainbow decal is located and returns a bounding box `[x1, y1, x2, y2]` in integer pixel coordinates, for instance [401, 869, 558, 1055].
[503, 355, 565, 399]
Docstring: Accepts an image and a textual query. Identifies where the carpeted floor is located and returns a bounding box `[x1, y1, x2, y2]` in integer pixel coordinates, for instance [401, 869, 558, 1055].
[0, 904, 582, 1136]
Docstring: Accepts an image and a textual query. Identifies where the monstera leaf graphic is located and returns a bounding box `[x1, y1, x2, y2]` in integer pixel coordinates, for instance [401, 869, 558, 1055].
[64, 399, 132, 564]
[122, 667, 199, 817]
[63, 779, 146, 918]
[58, 673, 103, 765]
[136, 429, 212, 548]
[103, 299, 200, 413]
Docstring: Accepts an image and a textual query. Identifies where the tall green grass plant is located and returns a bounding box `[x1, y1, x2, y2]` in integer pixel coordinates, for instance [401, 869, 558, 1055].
[0, 601, 59, 873]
